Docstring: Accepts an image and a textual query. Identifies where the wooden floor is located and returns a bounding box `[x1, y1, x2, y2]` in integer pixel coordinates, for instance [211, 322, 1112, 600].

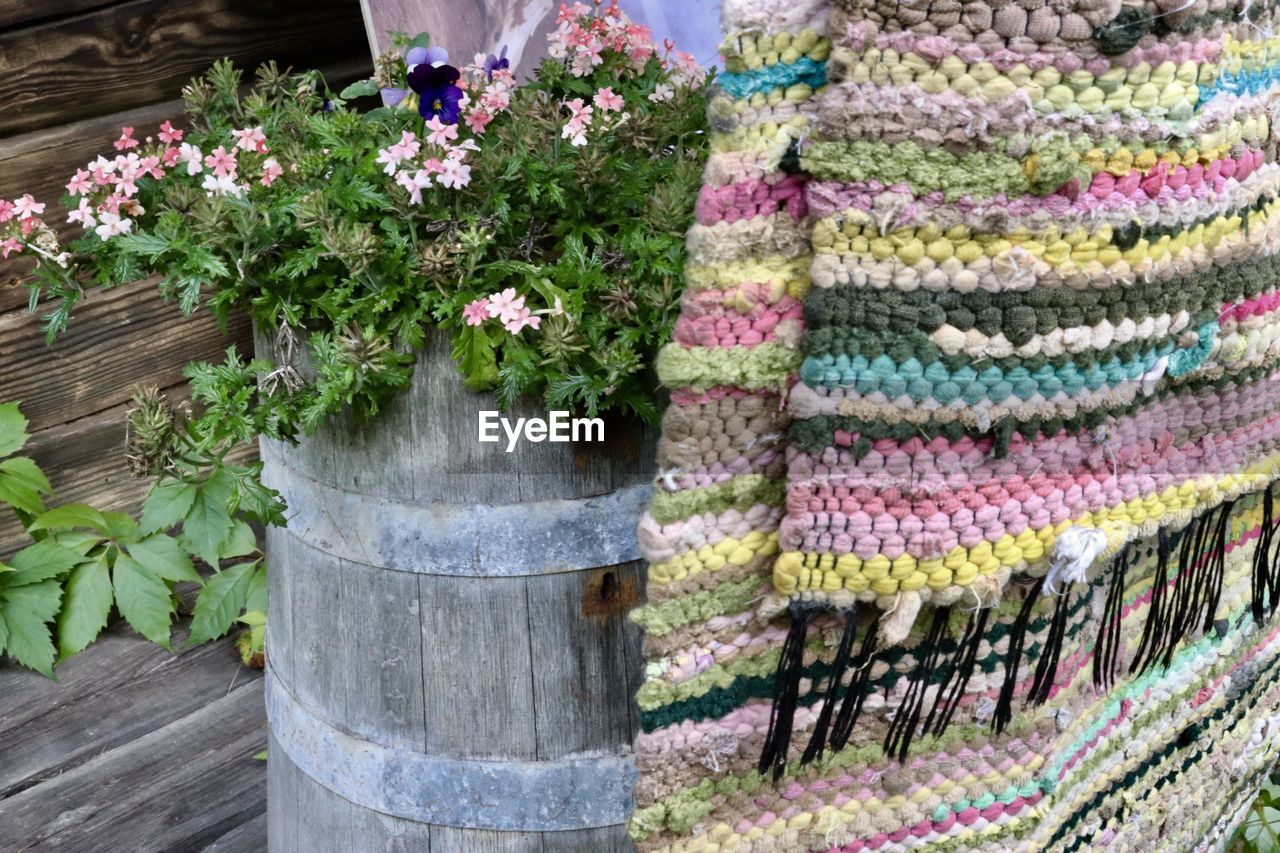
[0, 619, 268, 853]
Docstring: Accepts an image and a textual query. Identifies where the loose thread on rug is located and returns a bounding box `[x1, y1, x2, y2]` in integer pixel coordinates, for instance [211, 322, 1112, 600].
[758, 602, 814, 781]
[883, 606, 953, 762]
[1253, 487, 1277, 624]
[1028, 580, 1073, 707]
[800, 608, 858, 766]
[1093, 545, 1130, 690]
[923, 604, 992, 738]
[1131, 528, 1173, 676]
[827, 617, 880, 752]
[994, 576, 1045, 734]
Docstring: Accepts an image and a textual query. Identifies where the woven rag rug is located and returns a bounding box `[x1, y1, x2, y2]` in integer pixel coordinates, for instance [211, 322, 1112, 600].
[632, 0, 1280, 849]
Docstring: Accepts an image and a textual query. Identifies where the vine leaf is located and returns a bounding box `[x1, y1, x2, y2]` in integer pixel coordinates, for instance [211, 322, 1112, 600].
[140, 480, 198, 535]
[0, 581, 63, 676]
[179, 489, 234, 568]
[126, 535, 200, 583]
[112, 555, 175, 650]
[57, 556, 113, 659]
[189, 562, 257, 645]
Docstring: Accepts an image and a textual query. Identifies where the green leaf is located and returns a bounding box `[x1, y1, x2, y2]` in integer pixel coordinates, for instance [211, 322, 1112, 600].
[51, 529, 106, 557]
[102, 511, 141, 542]
[140, 480, 198, 535]
[339, 79, 380, 99]
[179, 488, 234, 567]
[112, 555, 175, 649]
[0, 457, 51, 495]
[0, 402, 29, 457]
[220, 521, 258, 559]
[253, 750, 268, 761]
[125, 535, 200, 583]
[451, 325, 499, 390]
[28, 503, 111, 535]
[188, 562, 256, 645]
[113, 233, 169, 258]
[407, 32, 431, 49]
[0, 580, 63, 676]
[245, 562, 267, 615]
[57, 556, 113, 658]
[0, 469, 45, 515]
[2, 541, 83, 587]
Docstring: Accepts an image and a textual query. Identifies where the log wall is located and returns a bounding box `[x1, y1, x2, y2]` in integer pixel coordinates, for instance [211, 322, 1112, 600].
[0, 0, 373, 554]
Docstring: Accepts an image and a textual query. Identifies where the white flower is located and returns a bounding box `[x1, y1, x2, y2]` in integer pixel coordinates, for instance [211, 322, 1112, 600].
[94, 212, 132, 241]
[648, 83, 674, 103]
[179, 143, 204, 176]
[201, 173, 242, 197]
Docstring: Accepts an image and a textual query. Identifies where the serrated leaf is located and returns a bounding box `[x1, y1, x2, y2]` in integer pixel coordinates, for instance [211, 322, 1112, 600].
[220, 521, 258, 559]
[245, 563, 267, 615]
[102, 511, 140, 542]
[125, 535, 200, 583]
[0, 580, 62, 676]
[113, 233, 169, 258]
[451, 325, 499, 390]
[339, 79, 379, 99]
[28, 503, 111, 534]
[57, 556, 113, 658]
[188, 562, 256, 645]
[0, 457, 51, 494]
[140, 480, 198, 535]
[2, 541, 83, 587]
[179, 488, 234, 568]
[51, 529, 105, 557]
[0, 402, 29, 458]
[112, 555, 175, 649]
[0, 472, 43, 515]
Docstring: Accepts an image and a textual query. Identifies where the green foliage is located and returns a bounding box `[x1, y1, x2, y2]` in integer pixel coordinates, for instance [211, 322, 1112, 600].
[0, 402, 273, 675]
[1235, 776, 1280, 852]
[23, 18, 711, 449]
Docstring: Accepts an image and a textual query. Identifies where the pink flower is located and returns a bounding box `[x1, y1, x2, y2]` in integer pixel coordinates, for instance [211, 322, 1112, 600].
[420, 157, 446, 175]
[462, 298, 491, 326]
[394, 169, 434, 205]
[162, 146, 182, 168]
[113, 127, 139, 151]
[13, 195, 44, 219]
[67, 198, 96, 228]
[389, 130, 421, 160]
[203, 145, 238, 178]
[138, 155, 164, 179]
[260, 157, 284, 187]
[503, 306, 540, 333]
[157, 120, 184, 144]
[463, 108, 494, 135]
[66, 169, 92, 196]
[486, 288, 526, 324]
[231, 126, 269, 154]
[425, 116, 459, 147]
[593, 86, 623, 113]
[0, 237, 22, 258]
[0, 200, 14, 223]
[437, 157, 471, 189]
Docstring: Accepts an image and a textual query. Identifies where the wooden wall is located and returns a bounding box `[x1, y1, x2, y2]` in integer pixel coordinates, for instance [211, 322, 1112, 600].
[0, 0, 373, 552]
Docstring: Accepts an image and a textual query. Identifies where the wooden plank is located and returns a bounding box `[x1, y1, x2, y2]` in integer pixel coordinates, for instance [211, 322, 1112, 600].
[0, 0, 369, 138]
[339, 555, 426, 750]
[347, 803, 434, 852]
[0, 630, 261, 799]
[417, 573, 538, 760]
[526, 562, 642, 759]
[0, 680, 268, 851]
[0, 0, 119, 30]
[0, 386, 259, 554]
[0, 277, 252, 433]
[430, 826, 543, 853]
[542, 825, 632, 852]
[200, 811, 267, 853]
[280, 533, 348, 731]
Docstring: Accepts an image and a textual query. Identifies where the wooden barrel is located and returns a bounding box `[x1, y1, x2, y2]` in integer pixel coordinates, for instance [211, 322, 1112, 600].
[257, 329, 655, 851]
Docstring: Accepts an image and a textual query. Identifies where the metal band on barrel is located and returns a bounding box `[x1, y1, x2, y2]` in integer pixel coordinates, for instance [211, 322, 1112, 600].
[266, 673, 637, 830]
[260, 446, 650, 576]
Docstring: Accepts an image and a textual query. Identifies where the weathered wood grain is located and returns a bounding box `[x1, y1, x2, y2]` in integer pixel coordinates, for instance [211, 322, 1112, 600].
[201, 811, 268, 853]
[0, 625, 257, 799]
[0, 0, 119, 30]
[0, 680, 267, 851]
[0, 0, 369, 138]
[0, 277, 252, 434]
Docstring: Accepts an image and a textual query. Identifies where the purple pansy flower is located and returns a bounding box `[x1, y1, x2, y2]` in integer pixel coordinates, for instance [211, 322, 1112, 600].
[381, 45, 453, 109]
[483, 45, 509, 80]
[408, 61, 463, 123]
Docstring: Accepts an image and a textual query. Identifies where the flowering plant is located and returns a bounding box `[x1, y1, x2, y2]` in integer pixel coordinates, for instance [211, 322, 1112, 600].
[15, 1, 710, 437]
